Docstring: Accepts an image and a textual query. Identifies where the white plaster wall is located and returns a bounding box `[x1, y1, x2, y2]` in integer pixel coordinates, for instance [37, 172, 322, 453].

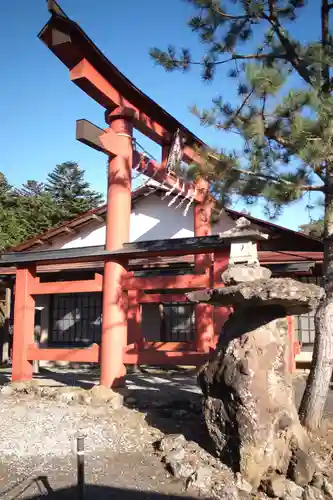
[51, 223, 106, 250]
[130, 195, 194, 241]
[50, 195, 254, 250]
[295, 350, 313, 364]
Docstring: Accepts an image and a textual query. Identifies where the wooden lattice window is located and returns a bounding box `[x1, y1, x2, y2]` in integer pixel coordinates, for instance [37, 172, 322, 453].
[141, 302, 195, 342]
[49, 293, 102, 346]
[163, 303, 195, 342]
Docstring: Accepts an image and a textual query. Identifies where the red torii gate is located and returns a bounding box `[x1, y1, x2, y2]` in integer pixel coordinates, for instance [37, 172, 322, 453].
[5, 1, 241, 388]
[38, 1, 225, 388]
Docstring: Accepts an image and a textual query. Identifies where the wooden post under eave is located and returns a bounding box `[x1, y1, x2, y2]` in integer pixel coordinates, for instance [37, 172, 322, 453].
[194, 178, 214, 352]
[127, 289, 142, 346]
[100, 107, 134, 388]
[12, 266, 36, 381]
[0, 285, 12, 363]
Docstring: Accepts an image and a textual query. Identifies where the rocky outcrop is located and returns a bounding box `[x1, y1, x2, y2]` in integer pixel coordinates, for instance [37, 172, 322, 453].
[187, 276, 324, 491]
[198, 305, 311, 489]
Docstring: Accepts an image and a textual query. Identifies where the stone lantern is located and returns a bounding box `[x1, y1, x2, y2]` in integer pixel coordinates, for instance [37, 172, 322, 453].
[186, 217, 323, 494]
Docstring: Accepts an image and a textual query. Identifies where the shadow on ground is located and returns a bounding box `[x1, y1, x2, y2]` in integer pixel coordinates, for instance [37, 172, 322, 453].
[4, 479, 198, 500]
[123, 368, 216, 456]
[33, 367, 99, 389]
[0, 364, 215, 456]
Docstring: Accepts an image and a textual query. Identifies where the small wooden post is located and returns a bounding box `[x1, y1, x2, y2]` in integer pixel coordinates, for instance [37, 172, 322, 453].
[76, 434, 85, 500]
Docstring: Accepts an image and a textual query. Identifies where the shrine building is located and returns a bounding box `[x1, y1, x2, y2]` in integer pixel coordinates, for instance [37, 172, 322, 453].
[0, 1, 323, 386]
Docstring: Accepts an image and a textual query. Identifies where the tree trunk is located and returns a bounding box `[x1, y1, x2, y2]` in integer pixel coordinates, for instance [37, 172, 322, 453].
[298, 297, 333, 430]
[299, 172, 333, 431]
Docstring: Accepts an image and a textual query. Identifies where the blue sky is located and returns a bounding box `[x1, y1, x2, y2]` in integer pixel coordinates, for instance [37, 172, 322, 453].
[0, 0, 324, 230]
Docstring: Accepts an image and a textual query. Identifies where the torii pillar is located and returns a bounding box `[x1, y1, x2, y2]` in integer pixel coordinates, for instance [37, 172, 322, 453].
[194, 178, 214, 352]
[100, 107, 134, 388]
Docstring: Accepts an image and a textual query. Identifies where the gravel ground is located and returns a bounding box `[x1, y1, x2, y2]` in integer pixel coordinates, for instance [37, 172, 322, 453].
[0, 367, 208, 499]
[0, 367, 332, 500]
[0, 395, 189, 499]
[0, 400, 151, 459]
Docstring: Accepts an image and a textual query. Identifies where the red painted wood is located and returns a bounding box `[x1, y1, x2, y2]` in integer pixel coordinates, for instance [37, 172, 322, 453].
[287, 315, 296, 373]
[70, 59, 201, 165]
[127, 289, 142, 345]
[123, 349, 210, 366]
[193, 178, 214, 353]
[31, 274, 103, 295]
[213, 253, 230, 284]
[12, 266, 36, 381]
[139, 294, 191, 303]
[27, 344, 99, 363]
[124, 273, 210, 291]
[100, 108, 133, 388]
[126, 341, 193, 352]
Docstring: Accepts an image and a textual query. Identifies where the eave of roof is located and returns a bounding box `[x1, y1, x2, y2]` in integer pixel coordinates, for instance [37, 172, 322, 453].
[7, 183, 322, 253]
[225, 207, 322, 243]
[2, 232, 266, 267]
[0, 251, 323, 279]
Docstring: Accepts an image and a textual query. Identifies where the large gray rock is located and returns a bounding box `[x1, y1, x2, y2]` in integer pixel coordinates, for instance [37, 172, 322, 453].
[303, 485, 325, 500]
[157, 434, 186, 453]
[198, 304, 310, 490]
[222, 264, 271, 285]
[261, 474, 287, 498]
[289, 448, 317, 487]
[187, 277, 324, 315]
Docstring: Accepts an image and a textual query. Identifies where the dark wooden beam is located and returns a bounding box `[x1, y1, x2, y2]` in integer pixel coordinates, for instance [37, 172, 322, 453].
[47, 0, 68, 18]
[63, 227, 76, 234]
[76, 119, 105, 153]
[91, 214, 105, 222]
[0, 233, 264, 266]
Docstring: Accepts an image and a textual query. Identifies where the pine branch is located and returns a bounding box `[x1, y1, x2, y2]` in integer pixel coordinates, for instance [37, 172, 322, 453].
[264, 126, 294, 148]
[150, 48, 287, 72]
[236, 168, 322, 192]
[209, 4, 249, 21]
[195, 52, 286, 66]
[225, 88, 255, 128]
[261, 13, 313, 86]
[268, 0, 277, 19]
[206, 151, 323, 192]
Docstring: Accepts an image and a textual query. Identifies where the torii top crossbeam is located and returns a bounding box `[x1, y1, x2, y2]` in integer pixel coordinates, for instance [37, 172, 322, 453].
[39, 0, 206, 164]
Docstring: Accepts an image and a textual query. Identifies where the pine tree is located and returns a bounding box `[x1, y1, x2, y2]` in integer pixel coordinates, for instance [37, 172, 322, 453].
[0, 173, 17, 250]
[15, 180, 45, 197]
[151, 0, 333, 431]
[45, 161, 104, 217]
[0, 173, 12, 204]
[0, 163, 104, 251]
